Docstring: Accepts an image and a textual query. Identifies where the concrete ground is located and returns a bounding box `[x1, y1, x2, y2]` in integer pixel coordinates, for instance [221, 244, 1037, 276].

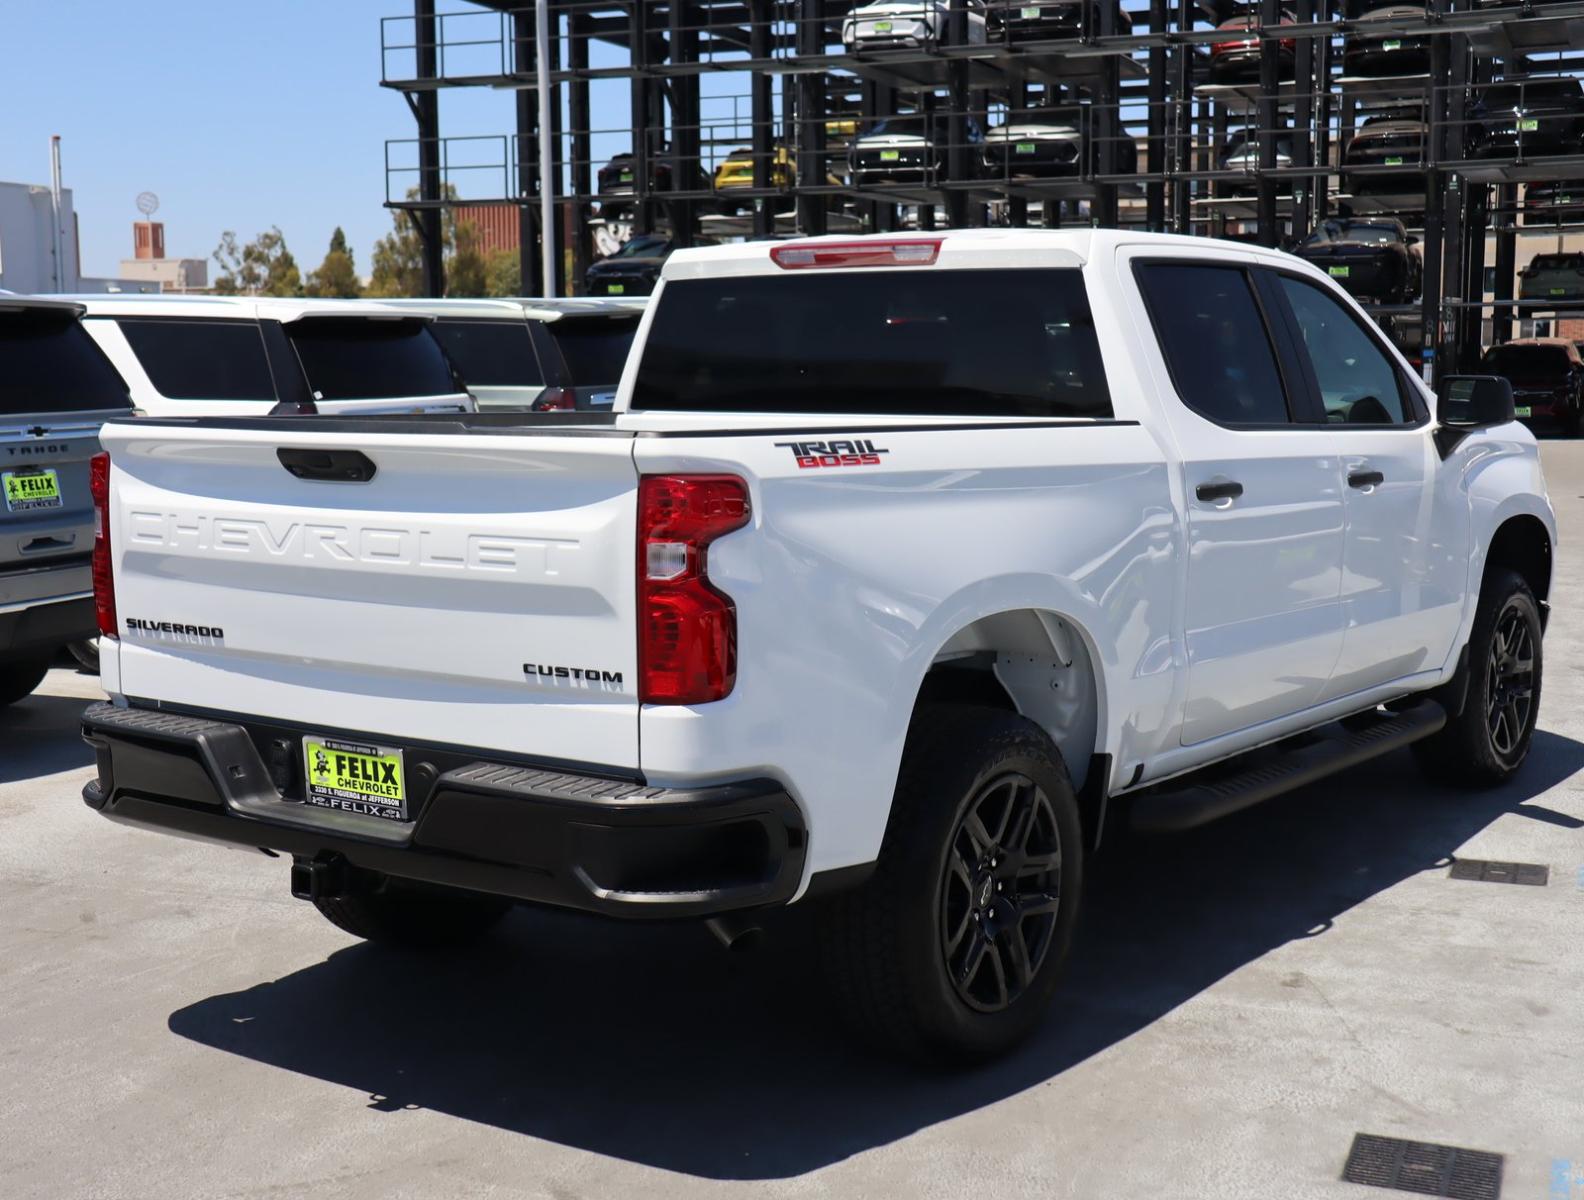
[4, 451, 1584, 1200]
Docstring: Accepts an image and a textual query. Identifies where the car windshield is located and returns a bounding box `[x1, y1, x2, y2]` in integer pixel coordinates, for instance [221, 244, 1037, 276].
[613, 236, 671, 260]
[1305, 221, 1403, 246]
[0, 309, 132, 415]
[1483, 344, 1572, 381]
[633, 268, 1112, 418]
[543, 316, 641, 385]
[287, 318, 458, 400]
[1484, 80, 1582, 107]
[867, 116, 929, 136]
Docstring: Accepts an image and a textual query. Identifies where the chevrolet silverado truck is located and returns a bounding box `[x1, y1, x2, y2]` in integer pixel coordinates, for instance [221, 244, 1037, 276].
[81, 230, 1555, 1062]
[2, 296, 134, 706]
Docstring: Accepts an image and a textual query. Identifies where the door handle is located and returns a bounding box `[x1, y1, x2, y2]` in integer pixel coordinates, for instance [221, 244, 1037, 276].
[1195, 480, 1244, 503]
[276, 448, 377, 483]
[1347, 470, 1385, 489]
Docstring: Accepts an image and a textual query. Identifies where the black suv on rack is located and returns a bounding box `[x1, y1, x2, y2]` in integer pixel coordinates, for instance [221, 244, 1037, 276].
[1341, 6, 1430, 76]
[1469, 77, 1584, 159]
[1481, 338, 1584, 436]
[1294, 217, 1422, 303]
[986, 0, 1133, 40]
[1523, 180, 1584, 225]
[1342, 109, 1431, 196]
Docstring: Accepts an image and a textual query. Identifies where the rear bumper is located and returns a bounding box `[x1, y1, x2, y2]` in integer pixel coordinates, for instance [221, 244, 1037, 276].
[81, 702, 808, 919]
[0, 593, 95, 661]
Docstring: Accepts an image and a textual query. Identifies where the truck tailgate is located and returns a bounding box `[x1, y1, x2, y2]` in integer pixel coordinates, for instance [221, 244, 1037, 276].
[99, 421, 640, 769]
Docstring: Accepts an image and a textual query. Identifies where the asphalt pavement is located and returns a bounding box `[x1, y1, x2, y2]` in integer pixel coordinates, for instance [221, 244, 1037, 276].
[3, 445, 1583, 1199]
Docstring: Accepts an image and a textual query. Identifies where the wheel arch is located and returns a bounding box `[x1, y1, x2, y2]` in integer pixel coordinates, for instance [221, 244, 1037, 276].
[1484, 512, 1553, 612]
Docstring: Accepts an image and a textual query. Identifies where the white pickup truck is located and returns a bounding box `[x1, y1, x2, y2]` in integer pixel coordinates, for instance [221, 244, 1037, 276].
[81, 229, 1554, 1062]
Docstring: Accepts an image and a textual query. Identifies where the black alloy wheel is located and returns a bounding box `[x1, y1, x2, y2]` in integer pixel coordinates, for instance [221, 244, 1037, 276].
[940, 772, 1063, 1013]
[1485, 601, 1536, 761]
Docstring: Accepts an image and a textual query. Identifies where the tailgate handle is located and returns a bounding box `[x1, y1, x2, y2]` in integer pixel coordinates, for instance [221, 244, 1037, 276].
[276, 448, 377, 483]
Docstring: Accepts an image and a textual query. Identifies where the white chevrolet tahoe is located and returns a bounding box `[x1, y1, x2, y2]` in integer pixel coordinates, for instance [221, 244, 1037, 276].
[81, 230, 1554, 1062]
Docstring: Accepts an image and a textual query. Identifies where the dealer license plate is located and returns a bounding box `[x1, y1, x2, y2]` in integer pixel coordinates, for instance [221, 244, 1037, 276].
[3, 469, 62, 513]
[1022, 5, 1042, 16]
[606, 283, 626, 294]
[1382, 39, 1401, 50]
[1385, 155, 1404, 166]
[874, 19, 893, 32]
[619, 170, 633, 183]
[1514, 406, 1532, 417]
[1016, 142, 1037, 154]
[303, 737, 408, 822]
[880, 149, 901, 161]
[1519, 118, 1539, 132]
[1329, 265, 1351, 277]
[1552, 287, 1567, 295]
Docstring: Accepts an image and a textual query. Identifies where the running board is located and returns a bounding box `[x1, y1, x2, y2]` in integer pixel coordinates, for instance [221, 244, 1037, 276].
[1128, 702, 1447, 834]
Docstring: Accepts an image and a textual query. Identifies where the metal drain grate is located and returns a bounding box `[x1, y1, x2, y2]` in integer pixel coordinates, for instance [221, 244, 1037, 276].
[1448, 859, 1549, 886]
[1342, 1133, 1503, 1199]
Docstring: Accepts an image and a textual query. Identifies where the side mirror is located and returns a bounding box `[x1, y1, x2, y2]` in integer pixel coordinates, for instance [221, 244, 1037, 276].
[1440, 374, 1514, 427]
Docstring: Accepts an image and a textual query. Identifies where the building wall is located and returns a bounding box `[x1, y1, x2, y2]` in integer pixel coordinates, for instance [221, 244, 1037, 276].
[117, 256, 208, 292]
[0, 180, 79, 293]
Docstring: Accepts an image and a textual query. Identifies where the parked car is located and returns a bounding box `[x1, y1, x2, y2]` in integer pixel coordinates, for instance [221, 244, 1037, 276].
[84, 228, 1553, 1065]
[1209, 13, 1296, 83]
[585, 234, 684, 297]
[74, 296, 475, 418]
[1522, 180, 1584, 224]
[1219, 129, 1295, 194]
[849, 114, 986, 185]
[1342, 110, 1430, 196]
[1518, 251, 1584, 302]
[596, 151, 706, 215]
[1294, 217, 1422, 303]
[1340, 6, 1430, 76]
[713, 146, 846, 214]
[1469, 77, 1584, 159]
[1481, 337, 1584, 435]
[842, 0, 987, 50]
[1, 297, 132, 703]
[985, 0, 1134, 40]
[377, 297, 647, 411]
[982, 111, 1139, 177]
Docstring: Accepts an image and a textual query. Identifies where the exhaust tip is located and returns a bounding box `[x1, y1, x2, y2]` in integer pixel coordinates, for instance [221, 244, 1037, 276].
[705, 914, 765, 953]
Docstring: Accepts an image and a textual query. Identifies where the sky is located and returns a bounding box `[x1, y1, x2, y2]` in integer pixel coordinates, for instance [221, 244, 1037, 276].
[0, 1, 558, 280]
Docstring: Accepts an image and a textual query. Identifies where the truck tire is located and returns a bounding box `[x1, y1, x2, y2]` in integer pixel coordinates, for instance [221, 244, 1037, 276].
[1413, 567, 1542, 787]
[313, 879, 512, 948]
[0, 657, 51, 709]
[818, 704, 1084, 1063]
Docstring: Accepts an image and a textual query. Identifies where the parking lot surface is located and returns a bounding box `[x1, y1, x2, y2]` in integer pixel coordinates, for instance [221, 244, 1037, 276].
[3, 447, 1583, 1200]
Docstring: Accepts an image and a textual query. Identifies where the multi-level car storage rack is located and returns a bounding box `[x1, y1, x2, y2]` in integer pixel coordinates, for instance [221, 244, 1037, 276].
[380, 0, 1584, 380]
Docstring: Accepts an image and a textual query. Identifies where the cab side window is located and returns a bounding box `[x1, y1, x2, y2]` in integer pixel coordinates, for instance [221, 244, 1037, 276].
[1135, 263, 1294, 426]
[1275, 276, 1413, 425]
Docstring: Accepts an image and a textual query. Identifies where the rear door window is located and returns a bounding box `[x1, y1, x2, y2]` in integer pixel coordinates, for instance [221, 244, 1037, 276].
[1134, 262, 1294, 425]
[1, 312, 132, 414]
[430, 319, 543, 387]
[286, 318, 458, 400]
[633, 269, 1111, 416]
[115, 318, 276, 402]
[543, 317, 641, 386]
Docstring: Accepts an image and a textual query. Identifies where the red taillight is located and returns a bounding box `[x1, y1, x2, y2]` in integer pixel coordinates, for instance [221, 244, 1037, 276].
[90, 452, 117, 638]
[770, 238, 942, 270]
[637, 475, 750, 705]
[531, 387, 577, 412]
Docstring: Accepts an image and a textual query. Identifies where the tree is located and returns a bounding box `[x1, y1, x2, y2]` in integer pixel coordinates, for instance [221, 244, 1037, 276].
[212, 227, 300, 296]
[446, 221, 487, 297]
[485, 248, 521, 298]
[305, 226, 362, 298]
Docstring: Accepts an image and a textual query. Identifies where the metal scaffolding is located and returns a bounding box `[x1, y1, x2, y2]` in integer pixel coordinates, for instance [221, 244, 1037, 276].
[379, 0, 1584, 379]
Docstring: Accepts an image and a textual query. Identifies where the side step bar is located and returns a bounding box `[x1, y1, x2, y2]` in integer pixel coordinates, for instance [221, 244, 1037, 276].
[1128, 702, 1447, 834]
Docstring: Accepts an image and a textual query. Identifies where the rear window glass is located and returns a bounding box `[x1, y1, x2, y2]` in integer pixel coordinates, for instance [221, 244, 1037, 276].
[0, 312, 132, 415]
[287, 319, 457, 401]
[1484, 344, 1572, 375]
[430, 319, 543, 387]
[115, 318, 276, 402]
[1135, 263, 1291, 425]
[545, 317, 640, 386]
[632, 270, 1112, 417]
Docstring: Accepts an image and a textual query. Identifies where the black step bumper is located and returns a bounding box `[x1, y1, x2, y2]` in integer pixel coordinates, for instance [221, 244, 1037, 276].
[81, 703, 807, 919]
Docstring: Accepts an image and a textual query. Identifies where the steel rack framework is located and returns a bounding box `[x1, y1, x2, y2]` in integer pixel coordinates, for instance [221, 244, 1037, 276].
[379, 0, 1584, 378]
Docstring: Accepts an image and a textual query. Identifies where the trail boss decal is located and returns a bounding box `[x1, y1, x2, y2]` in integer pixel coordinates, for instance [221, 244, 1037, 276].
[773, 439, 890, 469]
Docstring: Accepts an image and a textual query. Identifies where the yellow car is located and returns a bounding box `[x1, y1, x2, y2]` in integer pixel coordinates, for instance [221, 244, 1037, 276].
[713, 147, 845, 215]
